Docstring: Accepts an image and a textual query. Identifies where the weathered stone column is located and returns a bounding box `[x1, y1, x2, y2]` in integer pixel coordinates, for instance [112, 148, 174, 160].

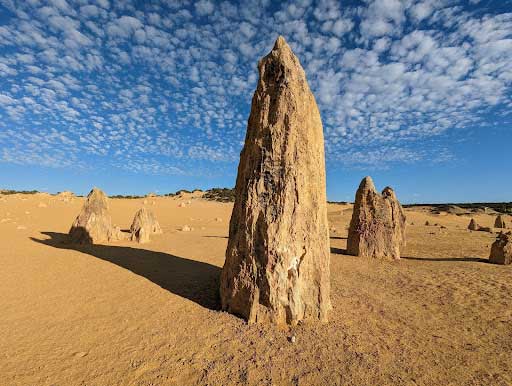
[347, 176, 406, 260]
[220, 36, 331, 324]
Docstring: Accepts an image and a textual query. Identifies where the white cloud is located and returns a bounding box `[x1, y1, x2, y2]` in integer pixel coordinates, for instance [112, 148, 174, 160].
[195, 0, 215, 16]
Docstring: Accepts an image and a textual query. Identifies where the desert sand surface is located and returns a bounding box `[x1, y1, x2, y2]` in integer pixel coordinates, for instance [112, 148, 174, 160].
[1, 193, 511, 386]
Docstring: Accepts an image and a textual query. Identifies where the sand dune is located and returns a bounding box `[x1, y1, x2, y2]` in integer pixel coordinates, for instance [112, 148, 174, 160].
[1, 193, 511, 385]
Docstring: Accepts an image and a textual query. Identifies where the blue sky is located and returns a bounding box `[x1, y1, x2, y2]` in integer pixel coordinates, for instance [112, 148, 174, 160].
[0, 0, 511, 203]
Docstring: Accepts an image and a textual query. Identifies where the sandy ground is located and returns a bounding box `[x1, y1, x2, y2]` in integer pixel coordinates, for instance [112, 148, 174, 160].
[1, 193, 511, 386]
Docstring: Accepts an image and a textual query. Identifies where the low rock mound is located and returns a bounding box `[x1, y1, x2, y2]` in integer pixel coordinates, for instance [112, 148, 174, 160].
[468, 219, 479, 231]
[130, 208, 162, 243]
[347, 176, 406, 260]
[495, 215, 506, 229]
[69, 188, 118, 244]
[489, 232, 512, 265]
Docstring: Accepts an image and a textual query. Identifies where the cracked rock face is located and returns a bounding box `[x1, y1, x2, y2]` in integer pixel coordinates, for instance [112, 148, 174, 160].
[130, 207, 162, 243]
[69, 188, 118, 244]
[489, 232, 512, 265]
[347, 176, 406, 260]
[220, 36, 331, 325]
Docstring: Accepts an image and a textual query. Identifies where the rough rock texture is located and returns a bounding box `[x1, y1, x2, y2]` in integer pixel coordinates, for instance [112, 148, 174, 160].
[69, 188, 118, 244]
[130, 208, 162, 243]
[489, 232, 512, 265]
[495, 215, 506, 229]
[468, 219, 479, 231]
[346, 177, 406, 260]
[220, 36, 331, 325]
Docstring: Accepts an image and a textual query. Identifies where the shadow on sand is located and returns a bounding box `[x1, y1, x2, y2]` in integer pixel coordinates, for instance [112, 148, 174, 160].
[401, 256, 489, 263]
[31, 232, 221, 310]
[330, 247, 348, 255]
[330, 247, 488, 263]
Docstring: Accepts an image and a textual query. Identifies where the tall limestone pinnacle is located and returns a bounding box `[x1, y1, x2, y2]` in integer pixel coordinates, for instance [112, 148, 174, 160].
[220, 36, 331, 324]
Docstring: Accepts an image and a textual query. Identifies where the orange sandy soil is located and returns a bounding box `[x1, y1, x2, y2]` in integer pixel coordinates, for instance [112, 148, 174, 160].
[1, 193, 511, 386]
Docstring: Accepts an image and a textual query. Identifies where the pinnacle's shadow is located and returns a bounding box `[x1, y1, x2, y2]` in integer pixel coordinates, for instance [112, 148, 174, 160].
[401, 256, 488, 263]
[31, 232, 221, 310]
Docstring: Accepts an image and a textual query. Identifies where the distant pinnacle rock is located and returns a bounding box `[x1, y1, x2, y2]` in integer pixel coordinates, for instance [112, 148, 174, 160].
[220, 36, 331, 325]
[130, 207, 162, 243]
[69, 188, 119, 244]
[489, 232, 512, 265]
[347, 176, 406, 260]
[468, 218, 479, 231]
[495, 215, 506, 229]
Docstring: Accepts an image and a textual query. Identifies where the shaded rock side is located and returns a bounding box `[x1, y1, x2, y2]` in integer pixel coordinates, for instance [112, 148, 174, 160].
[489, 232, 512, 265]
[220, 36, 331, 325]
[495, 215, 506, 229]
[346, 177, 406, 260]
[69, 188, 118, 244]
[130, 207, 163, 243]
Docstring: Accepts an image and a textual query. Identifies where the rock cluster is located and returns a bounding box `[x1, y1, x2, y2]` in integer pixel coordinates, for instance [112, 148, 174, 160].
[489, 232, 512, 265]
[130, 207, 162, 243]
[346, 176, 406, 260]
[220, 36, 331, 325]
[69, 188, 120, 244]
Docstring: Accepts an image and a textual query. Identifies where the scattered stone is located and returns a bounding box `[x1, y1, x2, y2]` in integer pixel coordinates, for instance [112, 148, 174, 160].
[468, 219, 479, 231]
[290, 336, 296, 343]
[186, 200, 192, 205]
[178, 202, 186, 208]
[347, 177, 406, 260]
[215, 217, 222, 222]
[130, 207, 162, 243]
[69, 188, 119, 244]
[495, 215, 506, 229]
[489, 232, 512, 265]
[425, 221, 430, 226]
[181, 225, 192, 232]
[220, 36, 331, 325]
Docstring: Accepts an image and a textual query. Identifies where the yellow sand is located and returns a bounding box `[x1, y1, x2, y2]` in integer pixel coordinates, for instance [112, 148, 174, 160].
[1, 193, 511, 386]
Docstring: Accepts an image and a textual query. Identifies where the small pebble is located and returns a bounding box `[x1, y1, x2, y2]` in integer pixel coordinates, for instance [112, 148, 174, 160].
[290, 336, 296, 343]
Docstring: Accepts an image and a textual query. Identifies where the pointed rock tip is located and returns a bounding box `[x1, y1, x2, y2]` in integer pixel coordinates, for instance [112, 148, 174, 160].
[273, 35, 291, 52]
[359, 176, 376, 191]
[88, 187, 106, 197]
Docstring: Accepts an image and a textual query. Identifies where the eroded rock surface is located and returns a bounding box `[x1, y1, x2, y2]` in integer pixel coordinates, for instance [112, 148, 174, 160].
[69, 188, 118, 244]
[346, 177, 406, 260]
[130, 208, 162, 243]
[489, 232, 512, 265]
[220, 36, 331, 325]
